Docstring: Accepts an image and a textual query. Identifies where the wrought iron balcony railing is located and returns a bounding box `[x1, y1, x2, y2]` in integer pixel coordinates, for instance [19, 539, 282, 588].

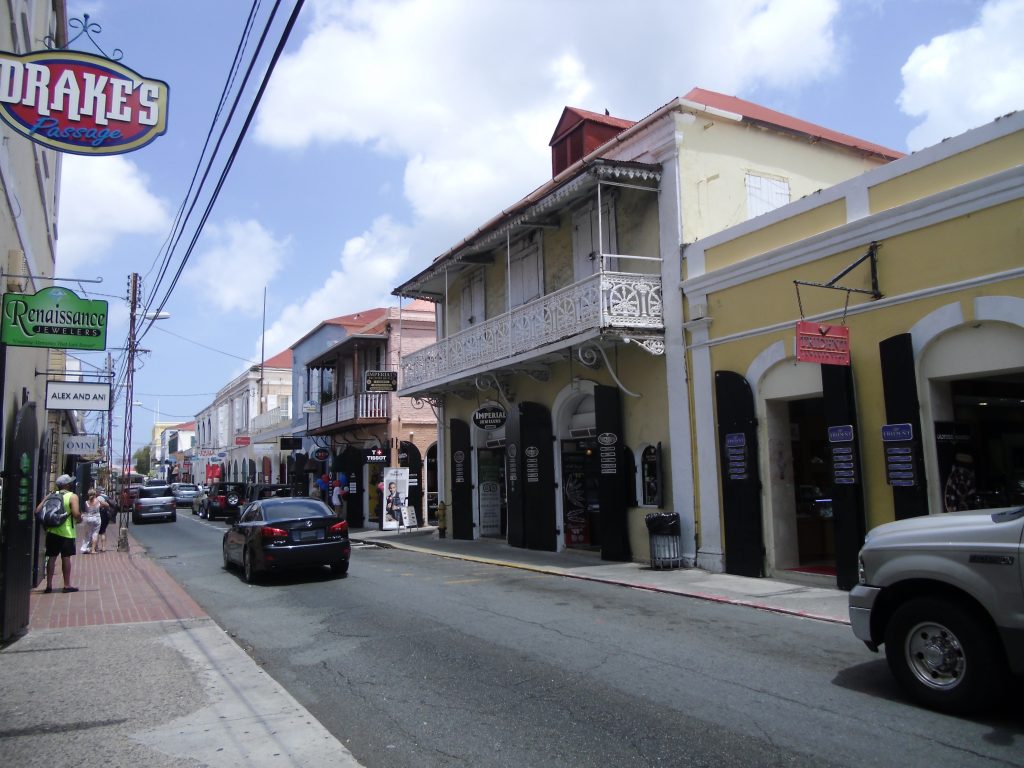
[401, 271, 662, 391]
[305, 392, 389, 432]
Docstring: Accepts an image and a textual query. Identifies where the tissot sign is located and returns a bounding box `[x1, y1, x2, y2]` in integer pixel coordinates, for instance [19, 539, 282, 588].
[0, 50, 169, 155]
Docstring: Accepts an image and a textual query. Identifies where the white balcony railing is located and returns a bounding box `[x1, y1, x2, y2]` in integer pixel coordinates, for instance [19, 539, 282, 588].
[305, 392, 389, 431]
[250, 405, 292, 434]
[401, 271, 663, 391]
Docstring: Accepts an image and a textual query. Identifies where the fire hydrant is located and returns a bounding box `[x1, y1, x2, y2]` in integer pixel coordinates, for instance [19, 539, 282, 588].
[436, 501, 447, 539]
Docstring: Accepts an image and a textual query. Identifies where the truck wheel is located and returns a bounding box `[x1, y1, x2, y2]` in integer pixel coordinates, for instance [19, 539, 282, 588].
[884, 597, 1006, 713]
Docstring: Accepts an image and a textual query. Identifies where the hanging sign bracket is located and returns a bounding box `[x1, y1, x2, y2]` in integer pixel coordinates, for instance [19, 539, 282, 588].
[794, 241, 882, 320]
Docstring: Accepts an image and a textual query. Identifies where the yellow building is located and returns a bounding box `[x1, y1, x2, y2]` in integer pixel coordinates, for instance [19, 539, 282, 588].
[682, 110, 1024, 588]
[394, 88, 900, 563]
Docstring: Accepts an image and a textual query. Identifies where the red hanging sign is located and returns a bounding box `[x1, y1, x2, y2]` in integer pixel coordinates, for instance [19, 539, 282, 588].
[795, 321, 850, 366]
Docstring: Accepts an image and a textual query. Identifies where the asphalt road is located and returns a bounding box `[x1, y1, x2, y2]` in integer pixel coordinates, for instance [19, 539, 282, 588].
[131, 511, 1024, 768]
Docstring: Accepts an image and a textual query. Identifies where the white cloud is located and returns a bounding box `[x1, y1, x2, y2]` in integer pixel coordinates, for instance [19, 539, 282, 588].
[253, 0, 843, 335]
[259, 215, 411, 356]
[182, 220, 289, 315]
[58, 154, 170, 273]
[899, 0, 1024, 150]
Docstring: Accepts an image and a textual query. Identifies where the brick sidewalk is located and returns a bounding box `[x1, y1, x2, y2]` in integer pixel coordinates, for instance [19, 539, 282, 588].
[29, 532, 206, 630]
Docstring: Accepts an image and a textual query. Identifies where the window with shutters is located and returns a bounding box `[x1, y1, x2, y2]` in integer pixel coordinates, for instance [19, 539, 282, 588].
[745, 172, 790, 218]
[460, 270, 485, 329]
[572, 196, 618, 282]
[508, 233, 542, 309]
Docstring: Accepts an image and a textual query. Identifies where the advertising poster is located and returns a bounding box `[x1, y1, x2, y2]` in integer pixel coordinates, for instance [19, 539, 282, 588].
[382, 467, 409, 530]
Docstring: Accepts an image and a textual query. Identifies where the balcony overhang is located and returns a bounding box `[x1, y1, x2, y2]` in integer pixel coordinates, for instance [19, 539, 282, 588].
[394, 159, 661, 302]
[306, 333, 387, 370]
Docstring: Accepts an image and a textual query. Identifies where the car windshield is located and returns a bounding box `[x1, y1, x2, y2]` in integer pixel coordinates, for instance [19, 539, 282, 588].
[263, 499, 333, 521]
[139, 486, 171, 498]
[176, 484, 197, 491]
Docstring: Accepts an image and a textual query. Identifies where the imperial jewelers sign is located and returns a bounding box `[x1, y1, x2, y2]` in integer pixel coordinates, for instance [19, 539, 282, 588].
[2, 287, 108, 350]
[46, 380, 111, 411]
[64, 434, 99, 455]
[0, 50, 169, 155]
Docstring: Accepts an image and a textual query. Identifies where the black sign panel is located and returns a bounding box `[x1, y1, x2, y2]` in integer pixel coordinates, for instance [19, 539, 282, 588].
[1, 402, 38, 642]
[364, 370, 398, 392]
[450, 419, 473, 539]
[280, 437, 302, 450]
[879, 333, 928, 519]
[520, 402, 555, 552]
[595, 385, 630, 562]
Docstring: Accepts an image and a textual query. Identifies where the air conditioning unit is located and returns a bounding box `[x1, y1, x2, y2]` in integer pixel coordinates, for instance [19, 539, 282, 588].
[6, 249, 27, 292]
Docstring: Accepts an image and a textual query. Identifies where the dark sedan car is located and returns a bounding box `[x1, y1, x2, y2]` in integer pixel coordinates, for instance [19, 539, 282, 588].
[222, 497, 350, 583]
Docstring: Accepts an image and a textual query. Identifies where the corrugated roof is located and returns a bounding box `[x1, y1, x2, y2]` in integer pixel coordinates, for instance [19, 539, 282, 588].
[549, 106, 636, 146]
[682, 87, 903, 160]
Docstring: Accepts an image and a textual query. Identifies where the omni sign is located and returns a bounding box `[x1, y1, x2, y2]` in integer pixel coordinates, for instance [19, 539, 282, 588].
[0, 50, 169, 155]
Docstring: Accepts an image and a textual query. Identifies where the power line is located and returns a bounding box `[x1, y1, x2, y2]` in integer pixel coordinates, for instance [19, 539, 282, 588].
[150, 324, 257, 363]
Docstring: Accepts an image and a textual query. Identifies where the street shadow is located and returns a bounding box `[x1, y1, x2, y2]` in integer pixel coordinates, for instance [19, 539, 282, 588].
[833, 660, 1024, 735]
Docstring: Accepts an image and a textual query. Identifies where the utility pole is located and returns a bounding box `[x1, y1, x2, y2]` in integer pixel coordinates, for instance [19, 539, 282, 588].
[118, 272, 139, 552]
[106, 351, 113, 488]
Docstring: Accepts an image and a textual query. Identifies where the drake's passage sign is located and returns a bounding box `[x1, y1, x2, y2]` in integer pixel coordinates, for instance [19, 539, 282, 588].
[0, 50, 169, 155]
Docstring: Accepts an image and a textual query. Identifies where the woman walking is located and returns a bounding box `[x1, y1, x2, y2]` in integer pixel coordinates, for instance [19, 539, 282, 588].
[80, 488, 107, 554]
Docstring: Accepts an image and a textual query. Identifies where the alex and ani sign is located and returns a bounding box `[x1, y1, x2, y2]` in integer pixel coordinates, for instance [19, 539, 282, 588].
[795, 321, 850, 366]
[2, 287, 108, 350]
[0, 49, 168, 155]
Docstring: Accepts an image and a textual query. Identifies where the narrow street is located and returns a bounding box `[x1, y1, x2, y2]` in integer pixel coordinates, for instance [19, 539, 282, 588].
[133, 514, 1024, 768]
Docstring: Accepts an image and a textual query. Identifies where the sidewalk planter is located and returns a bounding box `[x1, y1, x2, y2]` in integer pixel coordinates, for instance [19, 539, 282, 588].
[645, 512, 683, 569]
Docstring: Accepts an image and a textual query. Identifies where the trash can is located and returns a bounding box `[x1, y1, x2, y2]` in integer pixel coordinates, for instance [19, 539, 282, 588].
[645, 512, 682, 569]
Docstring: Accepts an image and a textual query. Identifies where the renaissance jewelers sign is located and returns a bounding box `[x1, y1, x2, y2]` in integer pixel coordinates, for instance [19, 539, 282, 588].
[0, 50, 169, 155]
[795, 321, 850, 366]
[2, 287, 108, 350]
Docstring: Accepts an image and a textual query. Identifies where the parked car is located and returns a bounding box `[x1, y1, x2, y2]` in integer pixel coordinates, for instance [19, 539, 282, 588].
[199, 481, 247, 521]
[171, 482, 200, 507]
[244, 482, 295, 504]
[131, 484, 176, 524]
[222, 497, 350, 583]
[849, 505, 1024, 713]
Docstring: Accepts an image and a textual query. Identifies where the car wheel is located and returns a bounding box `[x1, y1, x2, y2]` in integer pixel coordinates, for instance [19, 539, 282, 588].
[330, 560, 349, 578]
[242, 547, 256, 584]
[227, 493, 240, 506]
[884, 597, 1006, 714]
[222, 541, 232, 570]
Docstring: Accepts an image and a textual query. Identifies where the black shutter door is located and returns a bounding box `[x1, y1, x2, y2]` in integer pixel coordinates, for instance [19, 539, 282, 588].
[520, 402, 556, 551]
[450, 419, 474, 540]
[879, 333, 929, 519]
[1, 402, 38, 642]
[715, 371, 764, 577]
[505, 404, 525, 548]
[821, 364, 867, 591]
[595, 385, 631, 561]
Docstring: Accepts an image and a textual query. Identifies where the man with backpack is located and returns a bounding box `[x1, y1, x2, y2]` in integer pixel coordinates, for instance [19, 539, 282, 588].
[36, 474, 83, 594]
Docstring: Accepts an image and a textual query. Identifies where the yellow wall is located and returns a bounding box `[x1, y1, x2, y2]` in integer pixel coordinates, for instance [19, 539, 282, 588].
[870, 131, 1024, 213]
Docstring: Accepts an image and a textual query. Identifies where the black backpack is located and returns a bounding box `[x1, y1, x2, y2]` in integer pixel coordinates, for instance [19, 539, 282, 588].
[37, 492, 69, 528]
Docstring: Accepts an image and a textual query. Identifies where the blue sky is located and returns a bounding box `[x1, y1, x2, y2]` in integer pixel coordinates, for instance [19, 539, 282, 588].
[55, 0, 1024, 458]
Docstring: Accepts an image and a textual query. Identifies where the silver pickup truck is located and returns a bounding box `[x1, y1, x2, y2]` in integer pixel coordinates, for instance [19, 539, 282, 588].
[131, 484, 177, 524]
[849, 506, 1024, 713]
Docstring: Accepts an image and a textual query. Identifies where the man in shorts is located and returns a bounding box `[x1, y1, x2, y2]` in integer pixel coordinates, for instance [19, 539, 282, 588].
[37, 474, 83, 593]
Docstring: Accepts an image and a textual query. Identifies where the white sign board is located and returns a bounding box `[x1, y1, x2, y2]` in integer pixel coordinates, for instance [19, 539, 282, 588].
[64, 434, 99, 455]
[302, 399, 319, 413]
[45, 380, 111, 411]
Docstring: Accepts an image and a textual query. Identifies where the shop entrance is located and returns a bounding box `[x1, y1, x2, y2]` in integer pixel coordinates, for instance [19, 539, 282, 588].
[477, 447, 506, 538]
[935, 374, 1024, 510]
[787, 398, 835, 573]
[560, 439, 601, 550]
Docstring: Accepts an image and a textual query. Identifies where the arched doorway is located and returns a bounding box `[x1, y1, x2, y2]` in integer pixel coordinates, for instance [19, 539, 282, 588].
[262, 456, 272, 483]
[399, 441, 424, 525]
[553, 383, 597, 551]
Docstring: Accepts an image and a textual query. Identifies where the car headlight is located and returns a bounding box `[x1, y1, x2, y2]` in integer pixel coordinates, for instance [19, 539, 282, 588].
[857, 554, 867, 585]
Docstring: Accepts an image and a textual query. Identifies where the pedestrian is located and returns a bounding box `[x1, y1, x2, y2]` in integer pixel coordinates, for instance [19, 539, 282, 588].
[37, 474, 83, 593]
[331, 480, 346, 520]
[84, 488, 111, 553]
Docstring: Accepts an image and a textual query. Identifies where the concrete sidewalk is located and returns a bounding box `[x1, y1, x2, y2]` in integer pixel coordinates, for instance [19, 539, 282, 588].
[1, 531, 361, 768]
[352, 525, 851, 625]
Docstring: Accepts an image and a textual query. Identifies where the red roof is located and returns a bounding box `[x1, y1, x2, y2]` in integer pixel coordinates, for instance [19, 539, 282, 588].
[549, 106, 636, 146]
[262, 348, 293, 368]
[682, 87, 903, 160]
[172, 421, 195, 431]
